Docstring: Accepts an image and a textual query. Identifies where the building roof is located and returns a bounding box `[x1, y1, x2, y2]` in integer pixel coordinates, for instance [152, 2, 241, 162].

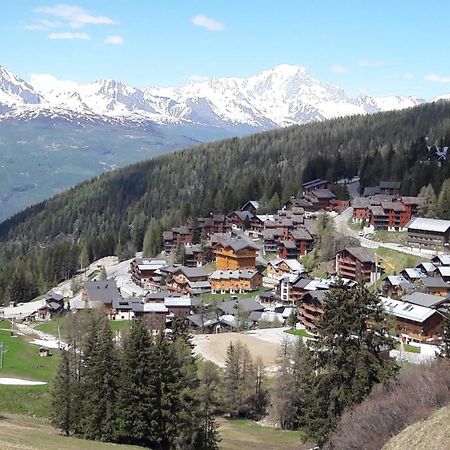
[164, 296, 197, 307]
[402, 291, 449, 309]
[310, 189, 335, 200]
[186, 314, 218, 328]
[0, 299, 48, 319]
[241, 200, 261, 211]
[432, 255, 450, 266]
[406, 217, 450, 233]
[416, 262, 437, 273]
[209, 269, 260, 280]
[290, 228, 314, 241]
[342, 247, 376, 263]
[386, 275, 408, 286]
[281, 240, 298, 250]
[421, 277, 450, 289]
[352, 197, 370, 208]
[217, 298, 265, 315]
[437, 266, 450, 277]
[134, 257, 167, 271]
[381, 297, 436, 323]
[401, 268, 426, 280]
[216, 237, 258, 252]
[363, 186, 381, 196]
[83, 281, 122, 305]
[268, 258, 305, 274]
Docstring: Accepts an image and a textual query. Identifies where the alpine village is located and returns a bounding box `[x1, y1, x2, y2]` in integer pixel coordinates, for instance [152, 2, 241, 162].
[3, 4, 450, 450]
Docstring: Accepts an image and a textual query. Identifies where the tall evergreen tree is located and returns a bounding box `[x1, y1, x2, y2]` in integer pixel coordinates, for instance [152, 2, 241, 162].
[80, 320, 119, 441]
[116, 320, 157, 447]
[303, 283, 399, 444]
[437, 179, 450, 219]
[418, 184, 437, 217]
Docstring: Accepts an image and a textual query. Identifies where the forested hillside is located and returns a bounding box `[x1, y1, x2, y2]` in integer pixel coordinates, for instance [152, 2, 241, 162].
[1, 101, 450, 304]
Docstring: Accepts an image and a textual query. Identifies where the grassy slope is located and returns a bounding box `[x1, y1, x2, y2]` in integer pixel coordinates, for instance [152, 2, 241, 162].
[383, 405, 450, 450]
[0, 414, 307, 450]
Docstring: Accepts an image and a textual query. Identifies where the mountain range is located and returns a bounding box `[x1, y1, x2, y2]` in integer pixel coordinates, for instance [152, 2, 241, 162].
[0, 63, 447, 223]
[0, 63, 432, 130]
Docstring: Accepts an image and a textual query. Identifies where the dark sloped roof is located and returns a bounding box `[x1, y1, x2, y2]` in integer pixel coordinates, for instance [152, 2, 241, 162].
[217, 237, 258, 252]
[84, 281, 122, 304]
[402, 291, 449, 308]
[281, 240, 297, 250]
[343, 247, 376, 263]
[291, 228, 313, 241]
[218, 298, 265, 315]
[380, 181, 401, 189]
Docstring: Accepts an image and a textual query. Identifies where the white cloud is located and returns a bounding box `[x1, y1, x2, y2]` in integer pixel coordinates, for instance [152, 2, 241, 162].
[35, 3, 117, 29]
[23, 18, 61, 31]
[358, 59, 384, 68]
[191, 14, 224, 32]
[47, 32, 91, 40]
[104, 35, 123, 45]
[29, 73, 79, 94]
[425, 73, 450, 83]
[331, 64, 349, 73]
[404, 72, 414, 79]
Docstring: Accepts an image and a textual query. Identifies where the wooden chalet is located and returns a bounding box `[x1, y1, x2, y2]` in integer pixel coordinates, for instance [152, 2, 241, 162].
[279, 240, 300, 260]
[335, 247, 380, 283]
[290, 228, 314, 255]
[209, 269, 262, 294]
[214, 237, 258, 270]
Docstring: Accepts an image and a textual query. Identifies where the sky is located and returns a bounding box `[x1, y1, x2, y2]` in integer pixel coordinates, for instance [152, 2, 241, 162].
[1, 0, 450, 99]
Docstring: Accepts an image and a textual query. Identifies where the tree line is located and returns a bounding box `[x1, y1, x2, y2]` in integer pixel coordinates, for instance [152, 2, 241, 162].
[52, 313, 220, 449]
[1, 101, 450, 304]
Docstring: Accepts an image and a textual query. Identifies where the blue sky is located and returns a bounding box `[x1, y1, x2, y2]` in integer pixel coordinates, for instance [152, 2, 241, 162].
[1, 0, 450, 98]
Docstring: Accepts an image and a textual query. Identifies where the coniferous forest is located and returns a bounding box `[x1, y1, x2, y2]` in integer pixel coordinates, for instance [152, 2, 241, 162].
[1, 101, 450, 304]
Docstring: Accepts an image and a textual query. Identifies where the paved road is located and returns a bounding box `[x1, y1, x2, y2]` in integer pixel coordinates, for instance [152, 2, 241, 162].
[333, 207, 434, 259]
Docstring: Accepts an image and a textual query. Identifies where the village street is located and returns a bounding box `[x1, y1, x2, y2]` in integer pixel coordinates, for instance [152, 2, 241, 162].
[333, 206, 435, 259]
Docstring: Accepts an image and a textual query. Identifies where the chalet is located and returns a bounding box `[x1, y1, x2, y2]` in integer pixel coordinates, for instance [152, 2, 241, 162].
[172, 225, 192, 246]
[111, 297, 142, 321]
[302, 178, 331, 192]
[197, 214, 230, 236]
[130, 257, 167, 290]
[290, 228, 314, 255]
[406, 218, 450, 250]
[241, 200, 261, 213]
[227, 210, 253, 229]
[437, 266, 450, 282]
[380, 181, 401, 195]
[186, 314, 218, 332]
[299, 291, 327, 330]
[381, 297, 442, 340]
[163, 266, 210, 295]
[279, 240, 299, 260]
[335, 247, 380, 283]
[184, 244, 204, 267]
[34, 291, 65, 320]
[431, 255, 450, 266]
[282, 197, 313, 211]
[82, 281, 122, 314]
[304, 189, 335, 210]
[400, 267, 427, 283]
[383, 275, 411, 298]
[217, 298, 265, 316]
[416, 262, 438, 276]
[261, 229, 283, 253]
[214, 237, 258, 270]
[267, 258, 305, 279]
[164, 296, 198, 318]
[402, 291, 449, 309]
[209, 269, 262, 294]
[352, 197, 370, 223]
[420, 277, 450, 297]
[163, 231, 175, 253]
[133, 302, 168, 331]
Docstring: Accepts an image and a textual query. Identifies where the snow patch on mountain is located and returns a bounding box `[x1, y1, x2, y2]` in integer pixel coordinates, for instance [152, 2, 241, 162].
[0, 64, 431, 130]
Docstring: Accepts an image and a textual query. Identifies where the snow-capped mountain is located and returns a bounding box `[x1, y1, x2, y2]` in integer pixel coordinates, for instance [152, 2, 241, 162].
[0, 63, 432, 130]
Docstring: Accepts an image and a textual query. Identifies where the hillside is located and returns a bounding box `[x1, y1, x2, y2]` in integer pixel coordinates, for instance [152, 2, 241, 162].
[383, 406, 450, 450]
[0, 101, 449, 303]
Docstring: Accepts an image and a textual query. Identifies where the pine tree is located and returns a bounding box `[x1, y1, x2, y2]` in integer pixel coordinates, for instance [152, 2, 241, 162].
[142, 219, 162, 257]
[418, 184, 437, 218]
[437, 179, 450, 219]
[116, 320, 157, 447]
[51, 350, 75, 436]
[303, 283, 399, 443]
[80, 319, 119, 441]
[197, 361, 222, 450]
